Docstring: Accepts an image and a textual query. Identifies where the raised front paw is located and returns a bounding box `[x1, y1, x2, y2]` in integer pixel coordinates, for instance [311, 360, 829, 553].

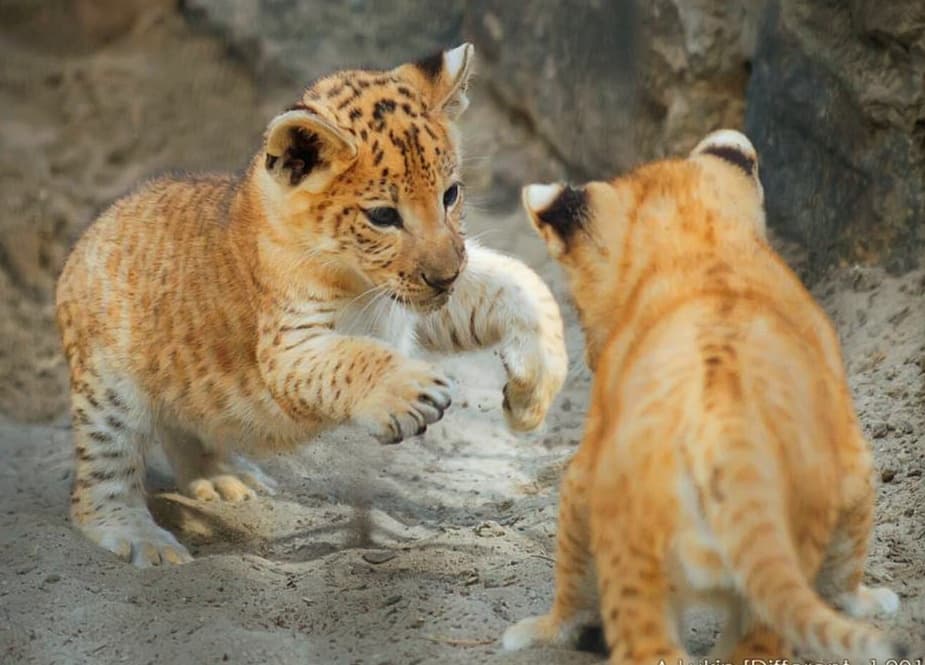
[356, 360, 452, 444]
[501, 338, 568, 432]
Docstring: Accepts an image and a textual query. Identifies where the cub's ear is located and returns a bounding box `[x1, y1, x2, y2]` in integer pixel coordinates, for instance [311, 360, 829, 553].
[690, 129, 763, 201]
[522, 182, 588, 258]
[401, 43, 474, 119]
[264, 109, 358, 192]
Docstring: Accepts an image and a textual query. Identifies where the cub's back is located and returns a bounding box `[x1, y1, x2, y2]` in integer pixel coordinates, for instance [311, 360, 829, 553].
[56, 174, 260, 406]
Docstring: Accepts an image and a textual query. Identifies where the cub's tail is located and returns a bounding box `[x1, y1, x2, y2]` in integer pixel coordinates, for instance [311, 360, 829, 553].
[685, 419, 904, 661]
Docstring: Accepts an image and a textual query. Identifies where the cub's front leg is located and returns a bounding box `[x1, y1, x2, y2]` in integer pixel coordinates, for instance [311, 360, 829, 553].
[416, 242, 568, 431]
[258, 304, 452, 443]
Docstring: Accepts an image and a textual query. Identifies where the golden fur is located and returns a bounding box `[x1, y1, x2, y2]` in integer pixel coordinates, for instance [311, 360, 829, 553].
[502, 130, 904, 662]
[56, 44, 567, 566]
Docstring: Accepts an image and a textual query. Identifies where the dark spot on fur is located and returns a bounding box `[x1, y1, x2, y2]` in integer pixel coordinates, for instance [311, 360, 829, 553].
[620, 585, 639, 598]
[285, 101, 312, 113]
[348, 107, 362, 121]
[702, 145, 755, 177]
[105, 389, 125, 409]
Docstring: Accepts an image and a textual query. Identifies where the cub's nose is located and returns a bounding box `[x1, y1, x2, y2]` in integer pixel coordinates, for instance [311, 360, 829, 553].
[422, 269, 460, 293]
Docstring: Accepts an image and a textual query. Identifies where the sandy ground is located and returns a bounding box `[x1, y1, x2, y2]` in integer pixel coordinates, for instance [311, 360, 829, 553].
[0, 4, 922, 664]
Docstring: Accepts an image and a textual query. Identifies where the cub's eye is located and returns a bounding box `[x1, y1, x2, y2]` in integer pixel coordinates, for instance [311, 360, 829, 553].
[363, 207, 403, 228]
[442, 183, 461, 208]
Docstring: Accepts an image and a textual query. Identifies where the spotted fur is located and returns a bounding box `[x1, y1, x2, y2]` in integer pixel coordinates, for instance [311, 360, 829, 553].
[56, 44, 567, 567]
[502, 130, 904, 663]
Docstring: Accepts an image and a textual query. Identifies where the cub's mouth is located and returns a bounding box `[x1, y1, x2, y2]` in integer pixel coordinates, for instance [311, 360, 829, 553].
[388, 289, 451, 313]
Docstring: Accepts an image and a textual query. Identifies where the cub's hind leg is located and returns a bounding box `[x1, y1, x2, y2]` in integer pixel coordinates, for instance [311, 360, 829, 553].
[816, 468, 899, 619]
[69, 374, 191, 567]
[503, 456, 599, 651]
[594, 520, 686, 665]
[160, 426, 277, 503]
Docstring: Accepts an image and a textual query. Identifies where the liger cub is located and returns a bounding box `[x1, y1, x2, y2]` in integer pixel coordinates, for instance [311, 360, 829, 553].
[502, 130, 905, 663]
[56, 44, 568, 567]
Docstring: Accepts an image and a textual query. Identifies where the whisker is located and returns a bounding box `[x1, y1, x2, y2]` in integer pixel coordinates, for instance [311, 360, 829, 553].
[361, 285, 396, 335]
[344, 283, 388, 310]
[464, 228, 500, 243]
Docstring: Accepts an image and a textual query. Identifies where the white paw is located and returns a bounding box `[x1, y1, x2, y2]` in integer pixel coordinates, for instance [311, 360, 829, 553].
[500, 338, 568, 433]
[502, 615, 553, 651]
[836, 585, 900, 618]
[866, 586, 900, 615]
[85, 518, 192, 567]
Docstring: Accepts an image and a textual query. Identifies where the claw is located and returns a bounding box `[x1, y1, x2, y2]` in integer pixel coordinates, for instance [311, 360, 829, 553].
[419, 393, 451, 412]
[502, 385, 512, 412]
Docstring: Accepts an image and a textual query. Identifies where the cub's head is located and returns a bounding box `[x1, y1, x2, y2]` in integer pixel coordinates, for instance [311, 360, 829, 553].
[258, 44, 474, 312]
[522, 129, 765, 367]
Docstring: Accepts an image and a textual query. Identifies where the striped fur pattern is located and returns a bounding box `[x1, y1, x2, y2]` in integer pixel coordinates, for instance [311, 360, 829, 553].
[502, 130, 904, 662]
[55, 44, 567, 567]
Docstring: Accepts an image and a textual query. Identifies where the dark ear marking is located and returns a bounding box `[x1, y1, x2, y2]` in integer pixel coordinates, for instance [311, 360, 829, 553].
[280, 128, 324, 186]
[414, 51, 444, 79]
[538, 186, 588, 241]
[702, 145, 755, 176]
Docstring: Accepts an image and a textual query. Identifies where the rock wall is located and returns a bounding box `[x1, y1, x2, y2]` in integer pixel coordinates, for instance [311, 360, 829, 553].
[746, 0, 925, 277]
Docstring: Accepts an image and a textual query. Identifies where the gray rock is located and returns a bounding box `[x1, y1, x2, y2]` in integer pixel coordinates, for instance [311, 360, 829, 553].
[746, 0, 925, 279]
[183, 0, 465, 86]
[463, 0, 638, 178]
[465, 1, 753, 177]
